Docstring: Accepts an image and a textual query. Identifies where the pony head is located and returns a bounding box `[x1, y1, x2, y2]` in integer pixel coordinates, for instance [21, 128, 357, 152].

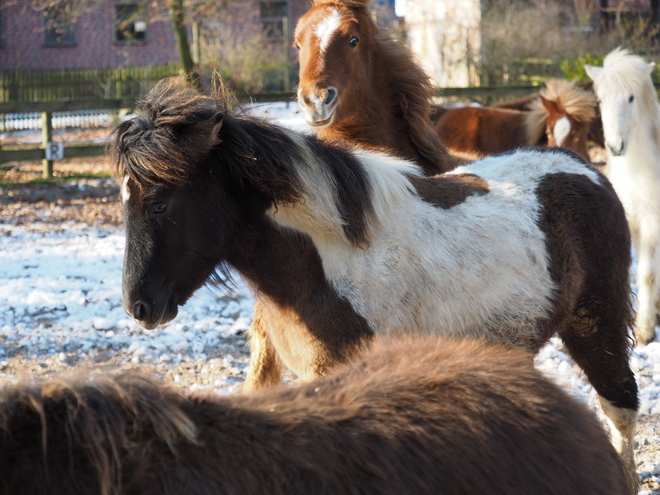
[295, 0, 376, 129]
[111, 77, 307, 329]
[586, 48, 656, 156]
[527, 79, 597, 163]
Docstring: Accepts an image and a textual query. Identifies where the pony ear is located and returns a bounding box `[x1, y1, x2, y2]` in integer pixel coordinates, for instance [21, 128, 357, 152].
[539, 95, 558, 113]
[646, 62, 656, 76]
[178, 112, 224, 161]
[584, 65, 602, 81]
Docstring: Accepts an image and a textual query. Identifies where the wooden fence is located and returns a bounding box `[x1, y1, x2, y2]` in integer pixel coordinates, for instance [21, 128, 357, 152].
[12, 83, 651, 179]
[0, 64, 181, 103]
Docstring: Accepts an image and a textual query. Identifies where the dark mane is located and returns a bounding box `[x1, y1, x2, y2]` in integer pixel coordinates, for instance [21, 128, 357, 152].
[112, 77, 309, 206]
[111, 78, 221, 187]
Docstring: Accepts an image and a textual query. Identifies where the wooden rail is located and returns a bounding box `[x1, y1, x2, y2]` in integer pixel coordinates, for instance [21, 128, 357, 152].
[3, 84, 656, 179]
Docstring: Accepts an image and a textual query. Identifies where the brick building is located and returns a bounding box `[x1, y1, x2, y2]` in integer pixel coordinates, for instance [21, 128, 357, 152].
[0, 1, 180, 70]
[0, 0, 315, 72]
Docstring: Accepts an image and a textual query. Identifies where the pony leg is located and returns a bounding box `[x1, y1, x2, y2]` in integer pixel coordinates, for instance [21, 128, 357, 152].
[242, 301, 283, 393]
[634, 224, 660, 344]
[560, 315, 639, 495]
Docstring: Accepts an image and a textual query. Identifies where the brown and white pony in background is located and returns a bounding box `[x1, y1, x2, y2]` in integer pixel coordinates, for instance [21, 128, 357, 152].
[432, 80, 597, 162]
[0, 337, 629, 495]
[294, 0, 460, 176]
[493, 80, 606, 148]
[112, 79, 638, 491]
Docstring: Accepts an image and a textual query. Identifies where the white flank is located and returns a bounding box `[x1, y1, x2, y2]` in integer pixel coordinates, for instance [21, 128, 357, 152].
[315, 9, 341, 54]
[553, 116, 571, 146]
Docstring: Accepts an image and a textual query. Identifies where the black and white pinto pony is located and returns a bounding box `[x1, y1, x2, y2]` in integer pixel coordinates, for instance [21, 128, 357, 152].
[112, 78, 638, 491]
[587, 48, 660, 345]
[0, 338, 629, 495]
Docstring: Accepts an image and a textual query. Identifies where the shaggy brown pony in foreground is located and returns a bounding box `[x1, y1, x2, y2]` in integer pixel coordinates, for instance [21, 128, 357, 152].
[0, 338, 627, 495]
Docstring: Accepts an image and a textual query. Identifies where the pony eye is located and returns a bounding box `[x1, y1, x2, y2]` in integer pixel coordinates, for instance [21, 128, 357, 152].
[295, 42, 301, 49]
[349, 37, 359, 48]
[153, 203, 167, 215]
[628, 95, 634, 103]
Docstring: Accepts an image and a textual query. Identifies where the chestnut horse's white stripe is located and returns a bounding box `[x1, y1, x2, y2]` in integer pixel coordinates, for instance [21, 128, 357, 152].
[553, 116, 571, 146]
[315, 9, 341, 54]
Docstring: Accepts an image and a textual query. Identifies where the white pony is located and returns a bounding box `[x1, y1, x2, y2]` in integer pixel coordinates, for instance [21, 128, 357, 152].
[586, 48, 660, 345]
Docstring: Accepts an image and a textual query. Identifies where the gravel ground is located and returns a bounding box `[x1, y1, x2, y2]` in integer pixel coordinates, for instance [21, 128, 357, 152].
[1, 149, 658, 493]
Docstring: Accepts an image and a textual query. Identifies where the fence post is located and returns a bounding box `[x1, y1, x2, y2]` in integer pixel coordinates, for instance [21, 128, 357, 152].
[282, 16, 290, 94]
[42, 111, 53, 179]
[192, 22, 202, 65]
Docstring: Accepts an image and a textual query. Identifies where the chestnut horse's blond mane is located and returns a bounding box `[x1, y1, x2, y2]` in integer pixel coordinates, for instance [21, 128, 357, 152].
[374, 32, 459, 172]
[525, 79, 597, 144]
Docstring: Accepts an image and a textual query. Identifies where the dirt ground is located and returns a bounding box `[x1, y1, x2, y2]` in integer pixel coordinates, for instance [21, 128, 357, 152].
[1, 151, 659, 493]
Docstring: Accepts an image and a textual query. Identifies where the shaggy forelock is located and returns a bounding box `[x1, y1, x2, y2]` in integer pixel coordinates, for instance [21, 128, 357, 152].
[598, 48, 655, 94]
[525, 79, 597, 143]
[540, 79, 597, 124]
[111, 77, 224, 188]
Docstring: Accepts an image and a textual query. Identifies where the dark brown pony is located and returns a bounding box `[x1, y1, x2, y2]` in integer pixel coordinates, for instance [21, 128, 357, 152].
[112, 78, 638, 491]
[294, 0, 460, 175]
[0, 337, 629, 495]
[432, 80, 597, 162]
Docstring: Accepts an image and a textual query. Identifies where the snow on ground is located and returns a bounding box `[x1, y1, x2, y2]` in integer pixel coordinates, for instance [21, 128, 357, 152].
[1, 102, 659, 491]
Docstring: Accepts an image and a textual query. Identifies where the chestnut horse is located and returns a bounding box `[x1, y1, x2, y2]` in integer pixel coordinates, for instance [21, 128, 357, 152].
[494, 81, 606, 147]
[112, 78, 638, 490]
[294, 0, 460, 176]
[0, 337, 629, 495]
[432, 80, 597, 162]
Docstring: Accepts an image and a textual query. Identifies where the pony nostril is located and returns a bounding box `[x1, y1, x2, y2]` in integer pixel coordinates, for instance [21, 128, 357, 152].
[324, 87, 337, 106]
[133, 301, 150, 321]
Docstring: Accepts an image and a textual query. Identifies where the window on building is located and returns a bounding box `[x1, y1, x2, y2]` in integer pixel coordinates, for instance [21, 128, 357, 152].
[115, 3, 147, 42]
[260, 1, 288, 39]
[43, 5, 77, 46]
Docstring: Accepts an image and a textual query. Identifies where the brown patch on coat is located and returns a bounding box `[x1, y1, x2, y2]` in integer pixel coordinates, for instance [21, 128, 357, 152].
[230, 219, 374, 389]
[0, 337, 628, 495]
[409, 173, 490, 209]
[534, 168, 637, 411]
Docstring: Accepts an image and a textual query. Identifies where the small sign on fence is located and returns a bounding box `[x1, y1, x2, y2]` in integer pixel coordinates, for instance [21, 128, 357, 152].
[45, 142, 64, 160]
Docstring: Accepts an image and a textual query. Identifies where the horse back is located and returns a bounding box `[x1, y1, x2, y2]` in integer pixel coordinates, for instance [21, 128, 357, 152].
[433, 106, 529, 157]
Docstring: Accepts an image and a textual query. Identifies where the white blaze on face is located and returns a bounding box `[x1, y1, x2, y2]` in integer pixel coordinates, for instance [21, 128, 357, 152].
[553, 116, 571, 146]
[315, 9, 341, 54]
[121, 175, 131, 204]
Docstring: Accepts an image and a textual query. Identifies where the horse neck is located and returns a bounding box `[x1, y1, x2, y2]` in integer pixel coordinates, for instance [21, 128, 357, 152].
[321, 38, 457, 175]
[627, 98, 660, 169]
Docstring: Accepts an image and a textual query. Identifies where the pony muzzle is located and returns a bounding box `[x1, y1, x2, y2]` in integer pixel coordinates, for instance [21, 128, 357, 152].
[297, 86, 338, 128]
[607, 140, 626, 156]
[125, 294, 178, 330]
